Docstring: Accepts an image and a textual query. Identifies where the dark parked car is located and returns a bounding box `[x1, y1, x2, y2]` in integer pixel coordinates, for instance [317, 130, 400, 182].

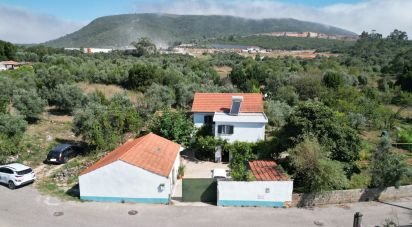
[46, 144, 82, 164]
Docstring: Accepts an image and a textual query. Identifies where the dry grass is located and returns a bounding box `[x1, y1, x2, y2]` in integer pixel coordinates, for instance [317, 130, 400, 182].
[78, 82, 142, 104]
[214, 66, 232, 79]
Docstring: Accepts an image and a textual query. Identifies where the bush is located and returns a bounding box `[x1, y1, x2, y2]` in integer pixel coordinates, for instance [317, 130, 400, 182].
[397, 129, 412, 151]
[225, 142, 256, 181]
[323, 71, 344, 88]
[289, 137, 349, 192]
[370, 136, 408, 188]
[349, 172, 371, 189]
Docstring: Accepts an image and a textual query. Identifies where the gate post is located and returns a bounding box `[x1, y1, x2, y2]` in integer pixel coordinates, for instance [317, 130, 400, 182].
[353, 212, 363, 227]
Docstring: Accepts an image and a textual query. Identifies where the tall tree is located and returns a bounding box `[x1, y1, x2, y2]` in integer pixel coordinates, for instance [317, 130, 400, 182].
[131, 37, 157, 57]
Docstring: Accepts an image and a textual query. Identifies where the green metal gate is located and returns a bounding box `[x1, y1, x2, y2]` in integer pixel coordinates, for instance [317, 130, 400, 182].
[182, 178, 217, 203]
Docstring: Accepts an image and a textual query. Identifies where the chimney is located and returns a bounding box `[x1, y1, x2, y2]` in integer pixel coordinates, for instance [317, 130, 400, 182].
[230, 96, 243, 115]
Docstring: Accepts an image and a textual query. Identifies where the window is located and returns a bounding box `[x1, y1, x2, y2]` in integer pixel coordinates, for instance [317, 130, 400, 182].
[217, 125, 234, 135]
[17, 168, 32, 175]
[0, 168, 13, 174]
[204, 115, 213, 124]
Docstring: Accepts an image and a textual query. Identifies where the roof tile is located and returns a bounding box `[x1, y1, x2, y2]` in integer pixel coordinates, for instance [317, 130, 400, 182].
[249, 160, 289, 181]
[80, 133, 180, 177]
[191, 93, 264, 113]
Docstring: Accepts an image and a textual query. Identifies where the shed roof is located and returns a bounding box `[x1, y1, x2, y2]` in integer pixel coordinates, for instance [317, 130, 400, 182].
[191, 93, 263, 113]
[249, 160, 289, 181]
[80, 133, 180, 177]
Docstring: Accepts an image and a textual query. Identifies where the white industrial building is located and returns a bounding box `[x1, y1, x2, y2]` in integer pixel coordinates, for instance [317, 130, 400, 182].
[79, 133, 182, 204]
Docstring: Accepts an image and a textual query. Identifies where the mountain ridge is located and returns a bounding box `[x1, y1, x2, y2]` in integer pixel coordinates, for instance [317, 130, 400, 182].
[45, 13, 357, 48]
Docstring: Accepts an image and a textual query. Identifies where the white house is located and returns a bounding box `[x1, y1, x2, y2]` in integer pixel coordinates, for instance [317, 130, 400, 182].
[192, 93, 268, 143]
[79, 133, 181, 204]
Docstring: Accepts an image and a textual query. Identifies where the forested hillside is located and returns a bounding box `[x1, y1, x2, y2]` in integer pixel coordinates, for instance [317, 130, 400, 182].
[45, 13, 356, 48]
[1, 29, 411, 195]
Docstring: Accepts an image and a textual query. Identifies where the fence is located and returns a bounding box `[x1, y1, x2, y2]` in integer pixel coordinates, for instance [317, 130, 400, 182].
[217, 180, 294, 207]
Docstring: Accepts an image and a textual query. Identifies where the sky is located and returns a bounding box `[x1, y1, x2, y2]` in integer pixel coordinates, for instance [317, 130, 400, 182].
[0, 0, 411, 44]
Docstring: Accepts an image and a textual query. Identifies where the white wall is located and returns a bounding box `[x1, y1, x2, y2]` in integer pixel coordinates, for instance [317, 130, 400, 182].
[214, 122, 265, 143]
[193, 112, 213, 128]
[169, 152, 180, 195]
[217, 181, 293, 207]
[79, 160, 171, 203]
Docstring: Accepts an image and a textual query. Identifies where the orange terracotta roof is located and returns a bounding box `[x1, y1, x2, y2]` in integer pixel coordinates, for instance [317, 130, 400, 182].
[80, 133, 180, 177]
[191, 93, 264, 113]
[249, 160, 289, 181]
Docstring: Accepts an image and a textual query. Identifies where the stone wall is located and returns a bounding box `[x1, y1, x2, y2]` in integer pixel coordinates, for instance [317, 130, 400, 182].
[292, 185, 412, 207]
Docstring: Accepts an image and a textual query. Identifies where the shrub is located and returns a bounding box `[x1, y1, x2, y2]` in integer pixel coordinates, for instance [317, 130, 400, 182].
[288, 137, 349, 192]
[323, 71, 344, 88]
[225, 142, 256, 181]
[370, 136, 408, 188]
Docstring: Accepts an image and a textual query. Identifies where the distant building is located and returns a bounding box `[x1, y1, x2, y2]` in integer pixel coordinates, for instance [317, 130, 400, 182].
[64, 47, 113, 54]
[0, 61, 30, 71]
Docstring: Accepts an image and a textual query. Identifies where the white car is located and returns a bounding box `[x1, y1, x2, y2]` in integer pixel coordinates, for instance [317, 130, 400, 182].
[211, 168, 228, 179]
[0, 163, 36, 189]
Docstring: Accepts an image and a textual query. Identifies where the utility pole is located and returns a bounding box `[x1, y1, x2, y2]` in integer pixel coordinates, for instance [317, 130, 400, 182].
[353, 212, 363, 227]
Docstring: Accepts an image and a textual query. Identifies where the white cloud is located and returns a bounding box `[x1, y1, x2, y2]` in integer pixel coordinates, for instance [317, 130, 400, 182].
[136, 0, 412, 36]
[0, 5, 84, 44]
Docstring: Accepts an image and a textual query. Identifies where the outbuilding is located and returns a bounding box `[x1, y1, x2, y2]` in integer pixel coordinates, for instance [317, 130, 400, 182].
[79, 133, 181, 204]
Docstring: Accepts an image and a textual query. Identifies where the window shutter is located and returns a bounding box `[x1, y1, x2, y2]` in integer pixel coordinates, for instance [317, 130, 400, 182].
[218, 125, 222, 134]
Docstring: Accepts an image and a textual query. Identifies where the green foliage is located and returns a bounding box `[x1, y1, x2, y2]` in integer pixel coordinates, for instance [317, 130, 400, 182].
[194, 136, 225, 160]
[0, 113, 27, 164]
[126, 63, 161, 91]
[397, 129, 412, 151]
[207, 36, 355, 52]
[72, 93, 141, 151]
[323, 71, 344, 88]
[350, 172, 371, 189]
[12, 89, 46, 120]
[131, 37, 157, 57]
[370, 136, 409, 188]
[149, 109, 194, 147]
[265, 100, 293, 127]
[51, 83, 85, 113]
[225, 142, 256, 181]
[279, 101, 361, 164]
[288, 137, 349, 192]
[0, 40, 17, 60]
[0, 113, 27, 143]
[144, 83, 176, 112]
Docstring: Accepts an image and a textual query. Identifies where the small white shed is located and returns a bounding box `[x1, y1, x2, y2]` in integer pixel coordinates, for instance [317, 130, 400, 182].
[79, 133, 181, 204]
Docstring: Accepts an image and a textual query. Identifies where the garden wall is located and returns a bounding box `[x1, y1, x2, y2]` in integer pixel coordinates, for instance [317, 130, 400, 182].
[217, 180, 294, 207]
[292, 185, 412, 207]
